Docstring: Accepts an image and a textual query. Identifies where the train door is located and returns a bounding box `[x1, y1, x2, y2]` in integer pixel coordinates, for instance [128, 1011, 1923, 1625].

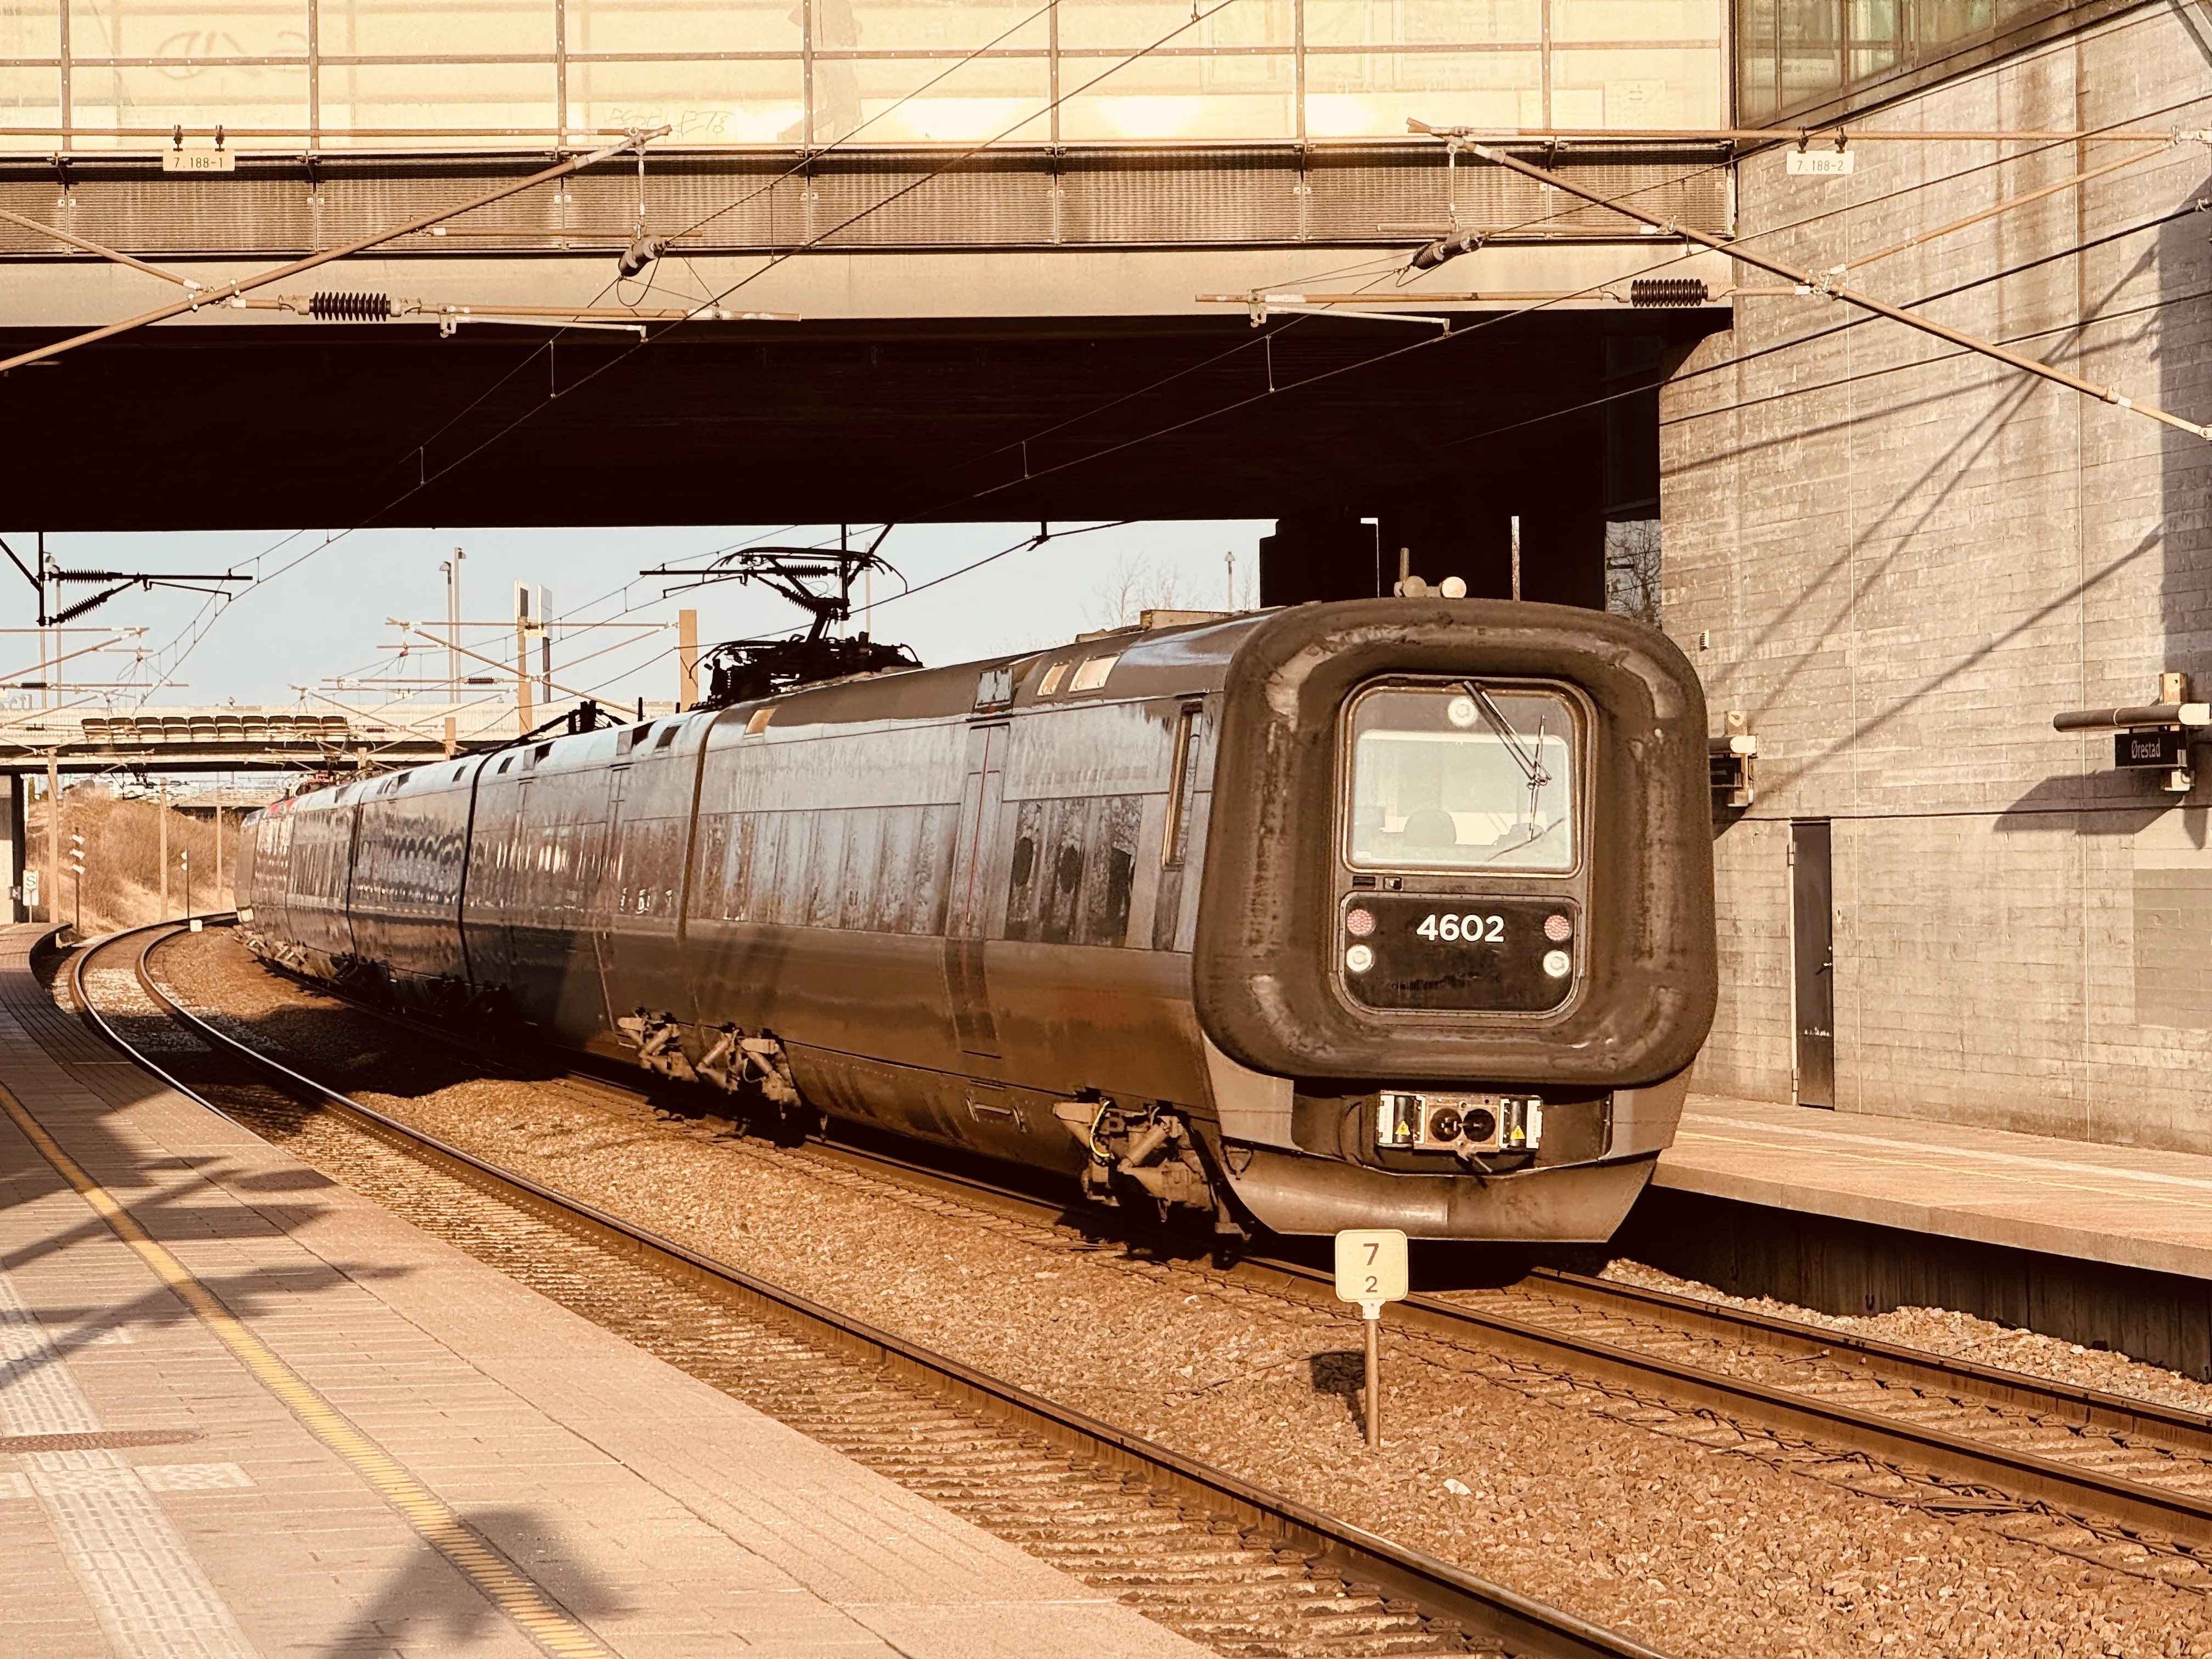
[588, 764, 631, 1039]
[498, 773, 540, 1010]
[1789, 819, 1835, 1109]
[944, 722, 1007, 1057]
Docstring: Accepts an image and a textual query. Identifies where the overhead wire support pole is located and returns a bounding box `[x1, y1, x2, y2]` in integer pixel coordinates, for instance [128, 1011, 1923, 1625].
[1835, 142, 2175, 275]
[0, 206, 197, 287]
[387, 619, 629, 707]
[0, 126, 671, 380]
[1420, 126, 2212, 444]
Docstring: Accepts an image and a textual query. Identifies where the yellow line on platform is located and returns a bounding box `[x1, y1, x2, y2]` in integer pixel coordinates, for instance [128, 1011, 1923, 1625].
[0, 1082, 618, 1659]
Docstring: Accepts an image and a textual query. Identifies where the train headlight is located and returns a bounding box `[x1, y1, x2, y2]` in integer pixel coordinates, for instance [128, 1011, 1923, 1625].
[1446, 696, 1479, 729]
[1345, 944, 1375, 973]
[1541, 949, 1572, 978]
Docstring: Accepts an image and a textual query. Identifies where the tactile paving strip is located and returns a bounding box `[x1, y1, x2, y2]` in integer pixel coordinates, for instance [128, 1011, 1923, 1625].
[0, 1266, 257, 1659]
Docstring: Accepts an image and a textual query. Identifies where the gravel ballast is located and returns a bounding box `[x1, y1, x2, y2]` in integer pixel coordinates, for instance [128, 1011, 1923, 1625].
[151, 930, 2212, 1658]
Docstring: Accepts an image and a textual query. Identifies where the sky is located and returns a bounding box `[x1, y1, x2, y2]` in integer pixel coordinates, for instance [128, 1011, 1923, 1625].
[0, 520, 1273, 716]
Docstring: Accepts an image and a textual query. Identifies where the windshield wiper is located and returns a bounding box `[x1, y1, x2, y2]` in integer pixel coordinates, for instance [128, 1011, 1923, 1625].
[1459, 680, 1553, 842]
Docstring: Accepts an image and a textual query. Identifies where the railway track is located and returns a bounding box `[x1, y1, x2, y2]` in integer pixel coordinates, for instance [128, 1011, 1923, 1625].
[791, 1114, 2212, 1583]
[66, 919, 1667, 1659]
[111, 921, 2212, 1594]
[760, 1147, 2212, 1575]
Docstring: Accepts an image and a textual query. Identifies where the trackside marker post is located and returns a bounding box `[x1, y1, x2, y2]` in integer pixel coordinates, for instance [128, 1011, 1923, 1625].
[1334, 1228, 1408, 1449]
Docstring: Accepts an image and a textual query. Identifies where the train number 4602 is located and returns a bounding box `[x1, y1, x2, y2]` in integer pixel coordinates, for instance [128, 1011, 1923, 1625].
[1414, 913, 1505, 944]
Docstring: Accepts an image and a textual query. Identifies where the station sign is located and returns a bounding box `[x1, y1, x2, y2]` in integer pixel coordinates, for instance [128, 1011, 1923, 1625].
[2117, 728, 2186, 769]
[1333, 1228, 1408, 1314]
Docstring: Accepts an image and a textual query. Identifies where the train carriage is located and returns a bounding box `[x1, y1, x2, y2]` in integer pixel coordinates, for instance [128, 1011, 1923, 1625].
[241, 596, 1716, 1242]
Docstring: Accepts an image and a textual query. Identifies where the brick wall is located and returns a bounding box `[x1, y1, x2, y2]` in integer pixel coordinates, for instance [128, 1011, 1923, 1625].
[1661, 2, 2212, 1147]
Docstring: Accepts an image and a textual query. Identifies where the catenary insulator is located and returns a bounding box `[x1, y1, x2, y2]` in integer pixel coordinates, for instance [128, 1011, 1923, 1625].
[307, 291, 393, 321]
[1628, 278, 1708, 307]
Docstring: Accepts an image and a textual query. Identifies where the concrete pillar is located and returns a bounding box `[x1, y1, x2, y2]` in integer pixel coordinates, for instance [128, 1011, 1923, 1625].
[1257, 514, 1380, 607]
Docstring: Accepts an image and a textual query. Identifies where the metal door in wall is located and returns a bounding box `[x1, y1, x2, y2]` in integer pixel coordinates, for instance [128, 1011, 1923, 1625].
[1790, 819, 1836, 1109]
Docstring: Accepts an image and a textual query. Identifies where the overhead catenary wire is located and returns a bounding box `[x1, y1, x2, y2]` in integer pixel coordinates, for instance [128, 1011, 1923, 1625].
[0, 127, 669, 380]
[1413, 199, 2212, 459]
[1435, 130, 2211, 443]
[388, 1, 1071, 475]
[154, 114, 2206, 685]
[108, 47, 2212, 695]
[554, 521, 1138, 700]
[108, 31, 1734, 693]
[935, 145, 1751, 498]
[964, 92, 2212, 520]
[0, 206, 197, 288]
[280, 523, 833, 720]
[119, 7, 1239, 703]
[912, 110, 2209, 523]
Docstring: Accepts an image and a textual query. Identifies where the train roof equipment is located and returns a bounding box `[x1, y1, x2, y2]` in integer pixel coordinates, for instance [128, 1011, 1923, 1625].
[642, 527, 922, 708]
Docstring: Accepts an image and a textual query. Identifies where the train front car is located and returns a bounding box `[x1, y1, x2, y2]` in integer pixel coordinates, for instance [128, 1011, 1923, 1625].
[1190, 598, 1716, 1242]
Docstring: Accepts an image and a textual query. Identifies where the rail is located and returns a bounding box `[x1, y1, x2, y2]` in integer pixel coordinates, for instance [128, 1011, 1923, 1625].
[121, 919, 2212, 1560]
[69, 919, 1671, 1659]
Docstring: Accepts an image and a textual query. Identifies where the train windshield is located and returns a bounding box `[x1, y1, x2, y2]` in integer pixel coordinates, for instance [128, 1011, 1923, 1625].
[1345, 685, 1577, 872]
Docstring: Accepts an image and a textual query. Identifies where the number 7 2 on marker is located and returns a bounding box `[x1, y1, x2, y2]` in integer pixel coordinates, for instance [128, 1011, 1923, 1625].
[1333, 1228, 1409, 1307]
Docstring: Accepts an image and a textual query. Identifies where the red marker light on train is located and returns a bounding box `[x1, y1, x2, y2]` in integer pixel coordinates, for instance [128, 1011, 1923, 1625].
[1543, 913, 1572, 941]
[1346, 907, 1376, 937]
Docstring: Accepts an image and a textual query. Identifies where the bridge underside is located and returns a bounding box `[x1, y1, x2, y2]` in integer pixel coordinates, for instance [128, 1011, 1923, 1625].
[4, 306, 1722, 603]
[0, 143, 1734, 603]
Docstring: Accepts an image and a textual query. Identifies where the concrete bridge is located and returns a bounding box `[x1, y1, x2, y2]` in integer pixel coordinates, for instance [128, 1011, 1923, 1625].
[0, 0, 1740, 601]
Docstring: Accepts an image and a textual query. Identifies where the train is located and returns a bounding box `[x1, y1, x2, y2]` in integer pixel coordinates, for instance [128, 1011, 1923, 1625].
[238, 596, 1717, 1242]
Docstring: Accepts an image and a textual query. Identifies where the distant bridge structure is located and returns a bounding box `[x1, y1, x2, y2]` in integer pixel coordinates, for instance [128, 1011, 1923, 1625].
[0, 699, 665, 774]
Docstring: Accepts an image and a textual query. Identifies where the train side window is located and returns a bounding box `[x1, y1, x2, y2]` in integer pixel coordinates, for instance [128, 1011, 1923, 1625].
[654, 726, 679, 750]
[1072, 654, 1118, 692]
[745, 708, 773, 735]
[1037, 664, 1068, 696]
[1161, 703, 1203, 868]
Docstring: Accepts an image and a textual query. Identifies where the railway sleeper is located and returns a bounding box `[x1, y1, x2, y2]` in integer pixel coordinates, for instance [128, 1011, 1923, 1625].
[1155, 1609, 1445, 1643]
[1045, 1560, 1311, 1588]
[864, 1447, 1079, 1470]
[995, 1533, 1293, 1560]
[975, 1517, 1227, 1544]
[1124, 1625, 1404, 1649]
[1144, 1621, 1444, 1649]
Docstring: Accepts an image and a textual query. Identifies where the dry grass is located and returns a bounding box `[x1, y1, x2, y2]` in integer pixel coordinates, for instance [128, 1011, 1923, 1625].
[27, 787, 245, 935]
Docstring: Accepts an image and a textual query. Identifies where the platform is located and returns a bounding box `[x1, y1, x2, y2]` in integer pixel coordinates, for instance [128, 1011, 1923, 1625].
[0, 924, 1206, 1659]
[1657, 1092, 2212, 1285]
